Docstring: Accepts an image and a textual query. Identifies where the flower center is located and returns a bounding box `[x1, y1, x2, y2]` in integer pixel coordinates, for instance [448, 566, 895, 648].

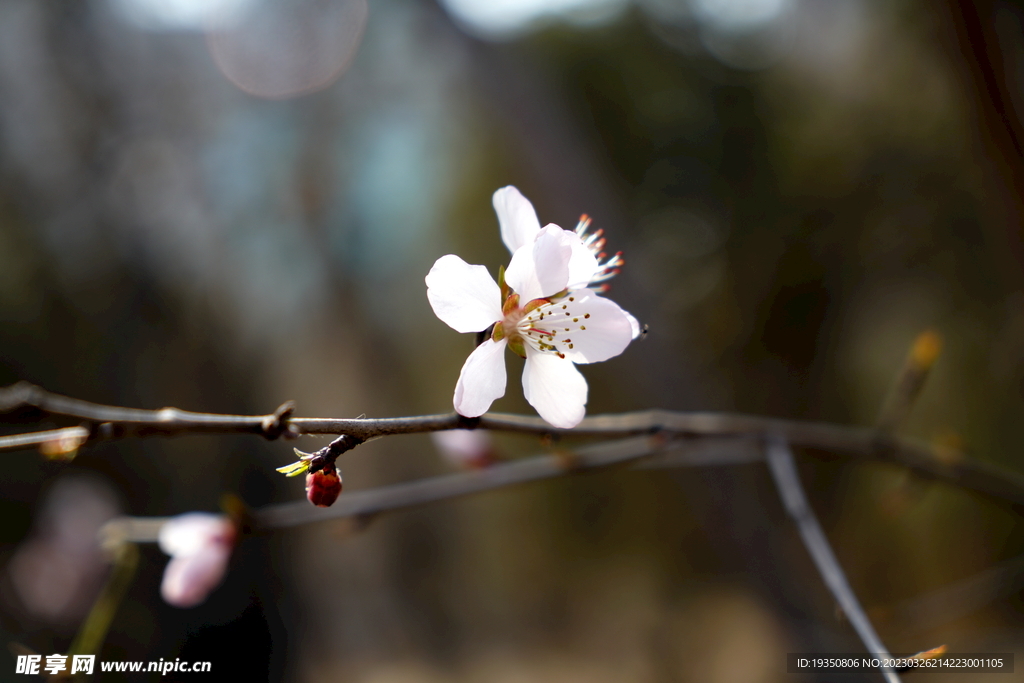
[493, 293, 592, 360]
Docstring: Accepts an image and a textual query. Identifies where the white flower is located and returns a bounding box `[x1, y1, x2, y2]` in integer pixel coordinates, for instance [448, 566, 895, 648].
[426, 187, 640, 429]
[493, 186, 641, 332]
[158, 513, 235, 608]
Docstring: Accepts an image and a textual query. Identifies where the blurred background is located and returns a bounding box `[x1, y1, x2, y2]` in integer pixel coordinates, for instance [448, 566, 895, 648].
[1, 0, 1024, 680]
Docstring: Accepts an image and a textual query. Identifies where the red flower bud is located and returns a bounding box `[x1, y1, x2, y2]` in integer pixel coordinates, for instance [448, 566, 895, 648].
[305, 465, 342, 507]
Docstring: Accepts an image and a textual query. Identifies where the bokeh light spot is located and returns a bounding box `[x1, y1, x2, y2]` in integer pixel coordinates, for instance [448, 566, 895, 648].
[207, 0, 368, 99]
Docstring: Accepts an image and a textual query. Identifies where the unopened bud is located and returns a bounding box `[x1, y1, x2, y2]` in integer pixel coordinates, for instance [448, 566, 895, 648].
[305, 465, 342, 507]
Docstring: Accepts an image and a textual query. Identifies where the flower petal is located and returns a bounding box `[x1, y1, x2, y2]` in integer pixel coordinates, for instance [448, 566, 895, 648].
[624, 310, 642, 339]
[161, 543, 231, 608]
[454, 338, 508, 417]
[505, 224, 571, 301]
[555, 289, 635, 364]
[566, 236, 601, 290]
[158, 513, 234, 558]
[426, 254, 503, 334]
[522, 348, 588, 428]
[493, 186, 542, 253]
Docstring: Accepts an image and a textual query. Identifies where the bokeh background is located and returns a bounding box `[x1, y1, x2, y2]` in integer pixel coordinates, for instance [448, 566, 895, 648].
[2, 0, 1024, 680]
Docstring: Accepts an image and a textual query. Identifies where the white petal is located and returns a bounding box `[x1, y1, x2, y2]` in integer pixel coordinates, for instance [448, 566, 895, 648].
[624, 310, 642, 339]
[505, 225, 571, 301]
[566, 236, 601, 290]
[493, 186, 541, 253]
[426, 254, 503, 334]
[454, 338, 508, 417]
[555, 290, 635, 364]
[522, 348, 587, 428]
[158, 513, 234, 558]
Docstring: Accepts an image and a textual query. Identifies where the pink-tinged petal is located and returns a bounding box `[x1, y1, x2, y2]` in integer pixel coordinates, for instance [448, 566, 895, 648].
[493, 186, 542, 253]
[566, 236, 600, 290]
[158, 513, 234, 558]
[426, 255, 503, 333]
[522, 348, 588, 428]
[505, 225, 571, 301]
[624, 310, 642, 339]
[454, 338, 508, 417]
[556, 290, 635, 364]
[161, 543, 231, 608]
[431, 430, 495, 469]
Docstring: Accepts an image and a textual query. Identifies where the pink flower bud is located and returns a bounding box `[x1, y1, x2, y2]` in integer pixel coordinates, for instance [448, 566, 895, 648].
[305, 465, 342, 507]
[160, 543, 231, 609]
[431, 430, 495, 469]
[157, 513, 235, 608]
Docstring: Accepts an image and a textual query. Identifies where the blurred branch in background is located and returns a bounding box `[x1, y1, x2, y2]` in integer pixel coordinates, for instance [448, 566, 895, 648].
[767, 435, 900, 683]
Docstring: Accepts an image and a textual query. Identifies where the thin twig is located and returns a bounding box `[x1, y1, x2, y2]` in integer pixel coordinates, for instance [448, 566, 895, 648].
[106, 434, 675, 541]
[5, 383, 1024, 509]
[0, 382, 298, 442]
[766, 435, 901, 683]
[875, 331, 942, 434]
[0, 426, 89, 451]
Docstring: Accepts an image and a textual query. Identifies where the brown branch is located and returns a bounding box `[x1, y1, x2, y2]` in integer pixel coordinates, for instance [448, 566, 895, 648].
[5, 382, 1024, 509]
[0, 381, 298, 442]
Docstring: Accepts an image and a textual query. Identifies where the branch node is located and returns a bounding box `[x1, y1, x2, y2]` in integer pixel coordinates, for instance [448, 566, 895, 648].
[262, 401, 297, 440]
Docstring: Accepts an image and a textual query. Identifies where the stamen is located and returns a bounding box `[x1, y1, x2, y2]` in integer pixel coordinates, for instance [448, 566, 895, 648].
[575, 215, 624, 287]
